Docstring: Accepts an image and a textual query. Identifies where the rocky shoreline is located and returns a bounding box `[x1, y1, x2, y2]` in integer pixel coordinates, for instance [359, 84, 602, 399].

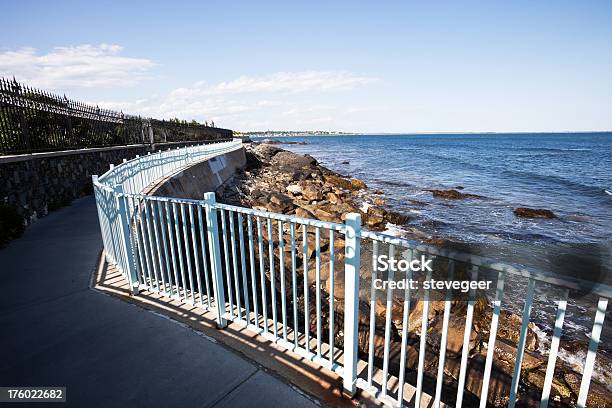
[217, 142, 609, 407]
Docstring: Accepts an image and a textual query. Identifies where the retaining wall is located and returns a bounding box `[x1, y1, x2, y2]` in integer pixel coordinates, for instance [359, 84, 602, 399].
[147, 147, 247, 199]
[0, 142, 211, 245]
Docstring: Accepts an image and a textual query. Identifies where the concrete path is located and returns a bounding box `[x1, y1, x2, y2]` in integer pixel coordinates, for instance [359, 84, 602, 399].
[0, 196, 320, 407]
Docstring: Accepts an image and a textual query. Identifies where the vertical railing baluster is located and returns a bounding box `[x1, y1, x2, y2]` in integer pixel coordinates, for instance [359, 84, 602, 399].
[290, 222, 298, 349]
[247, 215, 259, 327]
[342, 213, 361, 396]
[577, 297, 608, 408]
[456, 266, 479, 407]
[315, 226, 322, 358]
[509, 278, 536, 407]
[257, 217, 268, 333]
[279, 220, 288, 343]
[267, 218, 278, 340]
[157, 201, 172, 296]
[143, 198, 160, 292]
[479, 271, 506, 408]
[166, 201, 180, 297]
[415, 258, 433, 408]
[174, 202, 187, 301]
[203, 193, 227, 327]
[397, 247, 413, 405]
[139, 197, 154, 289]
[229, 212, 242, 318]
[540, 289, 568, 408]
[220, 209, 234, 318]
[367, 239, 379, 387]
[238, 213, 250, 323]
[114, 185, 139, 293]
[303, 224, 310, 351]
[151, 198, 167, 295]
[381, 244, 395, 398]
[328, 229, 335, 367]
[434, 259, 455, 408]
[197, 204, 212, 309]
[189, 204, 204, 306]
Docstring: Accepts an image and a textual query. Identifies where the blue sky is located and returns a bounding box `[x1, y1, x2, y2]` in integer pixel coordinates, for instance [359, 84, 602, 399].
[1, 1, 611, 132]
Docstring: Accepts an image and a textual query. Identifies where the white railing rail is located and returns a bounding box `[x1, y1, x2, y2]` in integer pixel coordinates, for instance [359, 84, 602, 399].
[92, 141, 609, 408]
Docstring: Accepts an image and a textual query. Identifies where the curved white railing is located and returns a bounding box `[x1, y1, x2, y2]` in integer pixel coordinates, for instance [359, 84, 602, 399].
[93, 141, 609, 408]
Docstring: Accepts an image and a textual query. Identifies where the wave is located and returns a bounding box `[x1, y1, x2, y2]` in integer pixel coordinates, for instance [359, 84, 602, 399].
[500, 168, 605, 198]
[508, 146, 593, 153]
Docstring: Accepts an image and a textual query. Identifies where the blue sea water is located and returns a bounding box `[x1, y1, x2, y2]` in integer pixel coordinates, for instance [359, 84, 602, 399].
[268, 133, 612, 244]
[261, 132, 612, 382]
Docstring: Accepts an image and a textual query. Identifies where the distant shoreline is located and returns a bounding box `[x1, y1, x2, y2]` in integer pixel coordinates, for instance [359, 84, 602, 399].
[242, 130, 612, 138]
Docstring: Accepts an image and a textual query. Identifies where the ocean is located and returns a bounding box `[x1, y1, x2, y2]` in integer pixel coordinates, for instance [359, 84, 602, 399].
[260, 132, 612, 383]
[267, 132, 612, 245]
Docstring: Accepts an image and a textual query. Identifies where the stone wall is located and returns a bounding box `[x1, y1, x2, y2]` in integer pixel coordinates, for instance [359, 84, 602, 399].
[0, 142, 206, 245]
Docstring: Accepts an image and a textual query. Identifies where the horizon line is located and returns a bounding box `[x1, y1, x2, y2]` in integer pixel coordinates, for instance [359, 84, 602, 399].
[242, 130, 612, 135]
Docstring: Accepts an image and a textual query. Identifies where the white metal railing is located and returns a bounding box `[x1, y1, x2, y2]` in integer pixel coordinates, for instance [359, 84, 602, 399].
[92, 141, 610, 408]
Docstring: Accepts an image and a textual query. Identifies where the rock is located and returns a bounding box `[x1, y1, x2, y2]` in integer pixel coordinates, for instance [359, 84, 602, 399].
[271, 151, 317, 171]
[513, 207, 556, 219]
[254, 192, 295, 213]
[428, 189, 480, 199]
[373, 197, 385, 206]
[313, 208, 337, 222]
[270, 192, 292, 206]
[429, 313, 479, 355]
[333, 201, 362, 216]
[295, 207, 315, 219]
[245, 151, 263, 169]
[298, 181, 323, 201]
[564, 372, 611, 407]
[254, 143, 282, 160]
[366, 206, 386, 227]
[492, 340, 543, 373]
[326, 192, 339, 204]
[286, 184, 302, 195]
[499, 311, 539, 351]
[374, 190, 384, 195]
[385, 210, 409, 225]
[324, 174, 353, 190]
[424, 237, 450, 246]
[350, 178, 367, 190]
[341, 160, 349, 164]
[526, 370, 571, 400]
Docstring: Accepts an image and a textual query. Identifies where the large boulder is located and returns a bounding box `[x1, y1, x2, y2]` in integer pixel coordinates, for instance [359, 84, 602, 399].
[428, 189, 480, 199]
[513, 207, 556, 219]
[366, 206, 386, 227]
[385, 210, 409, 225]
[324, 174, 353, 190]
[350, 178, 367, 190]
[271, 151, 317, 171]
[254, 143, 282, 161]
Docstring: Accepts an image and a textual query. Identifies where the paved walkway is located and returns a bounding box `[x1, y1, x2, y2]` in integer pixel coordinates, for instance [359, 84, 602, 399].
[0, 196, 320, 407]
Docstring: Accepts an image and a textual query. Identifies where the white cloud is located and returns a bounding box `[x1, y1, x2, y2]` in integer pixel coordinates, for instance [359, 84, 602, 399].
[0, 44, 156, 89]
[209, 71, 376, 94]
[94, 71, 377, 129]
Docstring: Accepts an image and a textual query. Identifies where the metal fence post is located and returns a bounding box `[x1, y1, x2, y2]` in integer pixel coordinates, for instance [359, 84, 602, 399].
[204, 192, 227, 328]
[114, 184, 140, 294]
[343, 213, 361, 396]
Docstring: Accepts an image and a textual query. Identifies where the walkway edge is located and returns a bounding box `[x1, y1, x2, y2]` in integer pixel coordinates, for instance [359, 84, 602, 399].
[90, 251, 358, 408]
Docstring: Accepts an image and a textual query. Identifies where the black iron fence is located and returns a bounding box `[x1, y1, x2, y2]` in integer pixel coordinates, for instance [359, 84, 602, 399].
[0, 78, 233, 155]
